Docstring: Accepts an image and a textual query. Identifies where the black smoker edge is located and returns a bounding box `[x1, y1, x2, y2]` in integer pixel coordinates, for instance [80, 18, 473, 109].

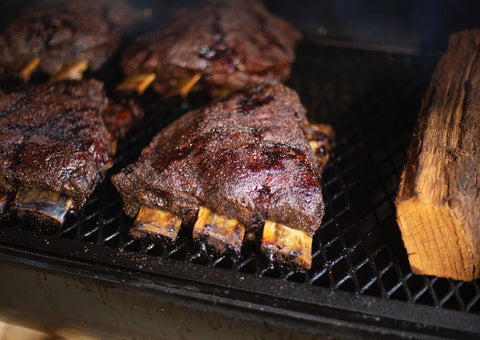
[0, 243, 478, 339]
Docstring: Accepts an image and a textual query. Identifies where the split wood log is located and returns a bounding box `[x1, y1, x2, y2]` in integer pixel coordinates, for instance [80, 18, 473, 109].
[396, 29, 480, 281]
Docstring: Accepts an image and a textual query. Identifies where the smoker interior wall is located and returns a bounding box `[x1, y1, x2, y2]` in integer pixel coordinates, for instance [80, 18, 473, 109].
[265, 0, 480, 53]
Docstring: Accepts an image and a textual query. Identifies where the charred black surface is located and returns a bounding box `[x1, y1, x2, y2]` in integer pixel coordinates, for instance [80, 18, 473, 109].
[0, 0, 148, 79]
[0, 80, 116, 209]
[113, 84, 331, 236]
[121, 0, 302, 96]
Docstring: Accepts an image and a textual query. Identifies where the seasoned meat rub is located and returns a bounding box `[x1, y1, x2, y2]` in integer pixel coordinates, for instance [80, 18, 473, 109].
[113, 84, 334, 267]
[120, 0, 302, 96]
[0, 79, 141, 212]
[0, 0, 149, 79]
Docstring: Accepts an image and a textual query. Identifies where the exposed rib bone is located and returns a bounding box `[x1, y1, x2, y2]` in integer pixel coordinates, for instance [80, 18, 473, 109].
[193, 206, 245, 254]
[53, 60, 89, 80]
[261, 220, 313, 269]
[19, 58, 40, 81]
[130, 206, 182, 241]
[0, 192, 9, 214]
[306, 123, 334, 169]
[166, 73, 201, 98]
[211, 88, 235, 98]
[116, 73, 156, 95]
[13, 189, 73, 225]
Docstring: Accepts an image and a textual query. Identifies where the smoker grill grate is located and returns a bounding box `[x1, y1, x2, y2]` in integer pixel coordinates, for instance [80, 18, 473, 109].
[1, 40, 480, 330]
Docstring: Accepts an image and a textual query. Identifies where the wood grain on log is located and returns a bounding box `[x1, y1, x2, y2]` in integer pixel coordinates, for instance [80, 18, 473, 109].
[396, 29, 480, 281]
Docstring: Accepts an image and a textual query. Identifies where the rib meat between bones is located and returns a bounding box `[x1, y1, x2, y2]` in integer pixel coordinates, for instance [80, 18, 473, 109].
[112, 84, 334, 268]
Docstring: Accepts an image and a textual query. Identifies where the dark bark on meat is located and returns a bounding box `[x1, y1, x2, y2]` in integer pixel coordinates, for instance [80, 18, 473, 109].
[113, 84, 331, 236]
[0, 80, 116, 209]
[102, 98, 144, 140]
[121, 0, 302, 96]
[0, 0, 148, 77]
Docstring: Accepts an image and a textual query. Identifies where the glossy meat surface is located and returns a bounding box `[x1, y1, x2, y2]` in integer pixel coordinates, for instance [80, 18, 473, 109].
[121, 0, 302, 96]
[0, 80, 115, 209]
[113, 84, 327, 236]
[102, 97, 144, 140]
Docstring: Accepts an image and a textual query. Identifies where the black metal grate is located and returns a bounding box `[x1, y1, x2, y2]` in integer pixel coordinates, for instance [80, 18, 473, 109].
[1, 40, 480, 322]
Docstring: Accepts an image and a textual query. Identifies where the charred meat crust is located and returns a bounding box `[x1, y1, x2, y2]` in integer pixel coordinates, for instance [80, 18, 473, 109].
[113, 84, 329, 236]
[0, 80, 115, 210]
[102, 97, 144, 140]
[121, 0, 302, 96]
[0, 0, 148, 77]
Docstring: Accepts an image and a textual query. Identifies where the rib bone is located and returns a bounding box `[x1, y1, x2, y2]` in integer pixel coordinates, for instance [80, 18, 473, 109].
[53, 60, 89, 80]
[13, 189, 73, 225]
[166, 73, 201, 98]
[211, 88, 235, 98]
[0, 192, 8, 214]
[131, 206, 182, 241]
[116, 73, 156, 95]
[306, 123, 334, 169]
[19, 58, 40, 81]
[193, 206, 245, 254]
[261, 220, 313, 269]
